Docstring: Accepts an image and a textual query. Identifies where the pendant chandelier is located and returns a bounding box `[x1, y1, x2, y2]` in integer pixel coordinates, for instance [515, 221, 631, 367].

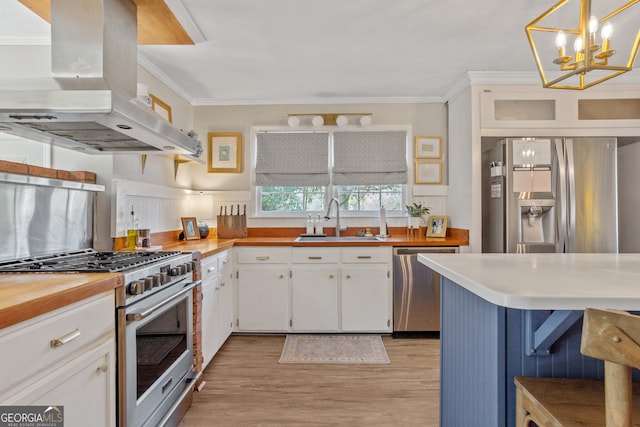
[525, 0, 640, 89]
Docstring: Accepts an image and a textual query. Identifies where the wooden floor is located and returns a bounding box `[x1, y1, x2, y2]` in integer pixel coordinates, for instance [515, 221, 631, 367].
[179, 335, 440, 426]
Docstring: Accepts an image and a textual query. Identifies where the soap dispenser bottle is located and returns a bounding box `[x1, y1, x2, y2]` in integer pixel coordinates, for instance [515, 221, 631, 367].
[315, 214, 324, 235]
[306, 214, 314, 235]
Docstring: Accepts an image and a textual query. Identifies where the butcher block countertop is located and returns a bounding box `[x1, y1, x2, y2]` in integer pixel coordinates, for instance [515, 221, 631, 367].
[0, 272, 123, 329]
[163, 227, 469, 258]
[2, 227, 468, 329]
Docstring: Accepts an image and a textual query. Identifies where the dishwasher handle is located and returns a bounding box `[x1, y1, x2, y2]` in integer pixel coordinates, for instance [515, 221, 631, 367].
[394, 247, 458, 255]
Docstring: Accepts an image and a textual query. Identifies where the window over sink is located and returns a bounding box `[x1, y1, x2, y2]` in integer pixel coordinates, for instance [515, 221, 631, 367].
[254, 128, 409, 215]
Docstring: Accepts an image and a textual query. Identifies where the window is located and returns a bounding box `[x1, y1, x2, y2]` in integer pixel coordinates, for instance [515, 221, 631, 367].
[255, 129, 408, 215]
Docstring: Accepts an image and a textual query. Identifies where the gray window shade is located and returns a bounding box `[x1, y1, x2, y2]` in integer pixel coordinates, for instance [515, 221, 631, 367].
[333, 131, 407, 185]
[256, 132, 329, 186]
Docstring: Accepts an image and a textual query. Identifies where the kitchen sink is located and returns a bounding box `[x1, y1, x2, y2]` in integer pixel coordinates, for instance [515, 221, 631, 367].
[294, 235, 385, 242]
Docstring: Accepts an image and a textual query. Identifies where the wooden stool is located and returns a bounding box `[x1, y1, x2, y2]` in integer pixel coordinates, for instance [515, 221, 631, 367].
[515, 308, 640, 427]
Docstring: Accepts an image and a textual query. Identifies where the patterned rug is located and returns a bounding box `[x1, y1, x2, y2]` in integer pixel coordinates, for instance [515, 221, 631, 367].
[278, 335, 390, 364]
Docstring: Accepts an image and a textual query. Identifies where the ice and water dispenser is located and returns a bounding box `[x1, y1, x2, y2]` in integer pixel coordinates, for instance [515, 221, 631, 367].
[511, 139, 556, 251]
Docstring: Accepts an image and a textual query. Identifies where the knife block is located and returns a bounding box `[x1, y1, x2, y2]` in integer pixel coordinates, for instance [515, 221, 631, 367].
[216, 214, 247, 238]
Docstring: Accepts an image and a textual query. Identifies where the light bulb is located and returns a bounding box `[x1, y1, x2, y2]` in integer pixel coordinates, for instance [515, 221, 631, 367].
[312, 115, 324, 127]
[359, 115, 372, 127]
[336, 115, 348, 126]
[288, 116, 300, 127]
[574, 35, 583, 52]
[601, 22, 613, 40]
[555, 31, 567, 49]
[589, 15, 598, 35]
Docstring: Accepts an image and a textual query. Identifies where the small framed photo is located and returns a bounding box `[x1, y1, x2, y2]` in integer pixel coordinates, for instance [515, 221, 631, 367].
[150, 94, 173, 123]
[426, 215, 448, 238]
[181, 217, 200, 240]
[208, 132, 243, 173]
[415, 136, 442, 159]
[415, 161, 442, 184]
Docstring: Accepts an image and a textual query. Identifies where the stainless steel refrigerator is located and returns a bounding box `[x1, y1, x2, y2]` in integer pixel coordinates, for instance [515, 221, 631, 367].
[482, 137, 621, 254]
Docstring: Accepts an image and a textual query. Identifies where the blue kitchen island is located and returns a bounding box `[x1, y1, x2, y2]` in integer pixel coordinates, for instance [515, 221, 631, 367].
[418, 253, 640, 427]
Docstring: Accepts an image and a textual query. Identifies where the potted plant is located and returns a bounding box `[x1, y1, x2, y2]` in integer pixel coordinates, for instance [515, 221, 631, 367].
[406, 202, 430, 229]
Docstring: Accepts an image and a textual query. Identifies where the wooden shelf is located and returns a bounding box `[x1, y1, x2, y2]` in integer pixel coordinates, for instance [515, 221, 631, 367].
[18, 0, 194, 45]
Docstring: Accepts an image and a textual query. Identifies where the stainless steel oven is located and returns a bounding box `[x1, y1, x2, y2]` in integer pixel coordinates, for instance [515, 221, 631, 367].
[118, 277, 198, 427]
[115, 253, 200, 427]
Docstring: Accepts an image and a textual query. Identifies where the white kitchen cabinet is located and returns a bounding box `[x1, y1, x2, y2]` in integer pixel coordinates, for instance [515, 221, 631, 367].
[234, 246, 391, 333]
[0, 291, 115, 427]
[290, 248, 339, 331]
[3, 338, 115, 427]
[236, 248, 291, 332]
[201, 249, 234, 368]
[201, 254, 219, 368]
[215, 250, 234, 351]
[341, 247, 392, 332]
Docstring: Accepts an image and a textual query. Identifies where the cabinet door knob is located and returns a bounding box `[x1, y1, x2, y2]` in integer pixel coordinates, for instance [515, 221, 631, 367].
[346, 274, 351, 279]
[221, 281, 226, 287]
[329, 274, 334, 279]
[96, 364, 108, 374]
[279, 274, 285, 279]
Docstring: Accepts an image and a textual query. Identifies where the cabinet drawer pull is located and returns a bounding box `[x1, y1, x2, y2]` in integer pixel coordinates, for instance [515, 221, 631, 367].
[51, 329, 80, 348]
[96, 364, 108, 374]
[221, 281, 226, 287]
[222, 259, 229, 265]
[357, 256, 372, 259]
[256, 256, 270, 261]
[207, 267, 216, 273]
[308, 256, 322, 260]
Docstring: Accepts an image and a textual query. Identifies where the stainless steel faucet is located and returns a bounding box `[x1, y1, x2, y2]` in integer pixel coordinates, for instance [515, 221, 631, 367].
[324, 197, 341, 238]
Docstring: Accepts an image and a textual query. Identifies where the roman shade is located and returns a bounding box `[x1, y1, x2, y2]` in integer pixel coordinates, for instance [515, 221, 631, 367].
[333, 131, 407, 185]
[256, 132, 329, 186]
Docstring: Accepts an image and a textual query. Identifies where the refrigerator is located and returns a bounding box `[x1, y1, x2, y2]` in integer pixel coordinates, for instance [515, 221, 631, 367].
[482, 137, 620, 254]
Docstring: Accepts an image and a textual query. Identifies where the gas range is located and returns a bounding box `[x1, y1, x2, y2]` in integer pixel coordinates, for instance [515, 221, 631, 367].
[0, 249, 196, 306]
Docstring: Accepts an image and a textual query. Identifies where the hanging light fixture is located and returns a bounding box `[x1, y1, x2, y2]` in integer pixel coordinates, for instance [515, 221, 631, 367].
[525, 0, 640, 89]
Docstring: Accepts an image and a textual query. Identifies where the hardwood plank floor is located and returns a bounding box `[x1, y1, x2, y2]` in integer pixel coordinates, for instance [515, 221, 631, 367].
[179, 335, 440, 426]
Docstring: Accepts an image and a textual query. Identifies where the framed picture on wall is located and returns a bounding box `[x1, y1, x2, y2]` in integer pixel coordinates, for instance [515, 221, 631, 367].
[415, 161, 442, 184]
[208, 132, 243, 173]
[150, 94, 172, 123]
[415, 136, 442, 159]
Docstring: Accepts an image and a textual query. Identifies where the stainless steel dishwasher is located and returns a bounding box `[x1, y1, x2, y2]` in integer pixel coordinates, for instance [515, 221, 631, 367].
[393, 246, 458, 336]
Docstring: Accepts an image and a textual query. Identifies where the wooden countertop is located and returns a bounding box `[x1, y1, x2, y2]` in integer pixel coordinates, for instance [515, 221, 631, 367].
[2, 227, 468, 329]
[0, 272, 123, 329]
[163, 228, 469, 258]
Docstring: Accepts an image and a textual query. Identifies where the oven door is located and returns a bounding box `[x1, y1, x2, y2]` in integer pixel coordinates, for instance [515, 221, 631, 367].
[118, 280, 197, 427]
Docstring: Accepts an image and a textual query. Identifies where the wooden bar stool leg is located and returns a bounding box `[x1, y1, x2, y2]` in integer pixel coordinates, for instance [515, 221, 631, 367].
[605, 361, 632, 427]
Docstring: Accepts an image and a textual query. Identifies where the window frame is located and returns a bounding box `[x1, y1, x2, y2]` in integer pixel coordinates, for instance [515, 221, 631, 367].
[251, 124, 413, 218]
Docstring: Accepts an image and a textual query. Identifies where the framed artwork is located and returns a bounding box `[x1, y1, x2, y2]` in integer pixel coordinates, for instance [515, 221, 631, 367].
[150, 94, 172, 123]
[415, 136, 442, 159]
[208, 132, 243, 173]
[415, 161, 442, 184]
[426, 215, 448, 238]
[181, 217, 200, 240]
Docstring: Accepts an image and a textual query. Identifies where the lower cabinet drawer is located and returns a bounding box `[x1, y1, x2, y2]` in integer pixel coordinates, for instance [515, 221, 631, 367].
[0, 291, 114, 392]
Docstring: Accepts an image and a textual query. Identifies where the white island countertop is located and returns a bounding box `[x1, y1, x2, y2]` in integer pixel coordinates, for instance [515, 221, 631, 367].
[418, 253, 640, 310]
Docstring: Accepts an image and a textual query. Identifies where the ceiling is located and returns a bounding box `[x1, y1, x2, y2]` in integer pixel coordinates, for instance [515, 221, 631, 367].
[2, 0, 640, 105]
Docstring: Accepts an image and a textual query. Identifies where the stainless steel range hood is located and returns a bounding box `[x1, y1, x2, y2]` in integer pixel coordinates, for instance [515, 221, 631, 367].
[0, 0, 202, 158]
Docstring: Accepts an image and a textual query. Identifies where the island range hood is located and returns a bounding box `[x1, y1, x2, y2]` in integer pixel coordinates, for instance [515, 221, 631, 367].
[0, 0, 202, 158]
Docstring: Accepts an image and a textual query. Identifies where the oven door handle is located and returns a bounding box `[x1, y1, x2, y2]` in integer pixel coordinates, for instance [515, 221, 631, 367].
[126, 280, 201, 322]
